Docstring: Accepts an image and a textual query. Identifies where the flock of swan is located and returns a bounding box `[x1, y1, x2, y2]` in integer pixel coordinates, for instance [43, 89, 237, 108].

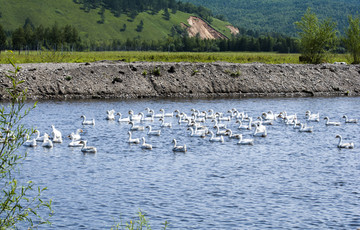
[13, 106, 357, 153]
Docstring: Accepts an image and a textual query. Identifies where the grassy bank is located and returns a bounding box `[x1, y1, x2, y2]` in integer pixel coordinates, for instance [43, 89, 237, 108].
[0, 51, 349, 64]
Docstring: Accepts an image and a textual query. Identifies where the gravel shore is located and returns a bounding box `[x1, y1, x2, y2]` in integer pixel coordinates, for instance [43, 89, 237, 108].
[0, 61, 359, 101]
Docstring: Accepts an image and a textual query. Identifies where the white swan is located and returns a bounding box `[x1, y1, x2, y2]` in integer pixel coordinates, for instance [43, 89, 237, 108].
[68, 129, 83, 141]
[324, 116, 341, 126]
[106, 109, 116, 120]
[145, 107, 154, 117]
[159, 118, 172, 128]
[81, 115, 95, 125]
[139, 112, 154, 122]
[343, 115, 358, 123]
[128, 131, 140, 144]
[209, 130, 224, 143]
[187, 127, 206, 138]
[215, 125, 227, 136]
[160, 109, 173, 117]
[212, 119, 227, 129]
[51, 125, 62, 140]
[262, 111, 276, 121]
[305, 111, 320, 122]
[172, 139, 187, 152]
[23, 134, 37, 147]
[253, 124, 267, 137]
[257, 116, 273, 125]
[141, 137, 152, 150]
[335, 134, 354, 149]
[145, 126, 161, 136]
[35, 130, 46, 142]
[299, 123, 313, 132]
[79, 140, 97, 153]
[225, 129, 242, 139]
[206, 109, 216, 119]
[152, 109, 164, 119]
[116, 112, 130, 122]
[237, 134, 254, 145]
[42, 133, 53, 148]
[128, 110, 142, 121]
[236, 118, 252, 130]
[129, 121, 145, 131]
[68, 136, 84, 147]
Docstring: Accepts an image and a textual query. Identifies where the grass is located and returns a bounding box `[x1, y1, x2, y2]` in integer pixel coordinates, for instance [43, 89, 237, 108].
[0, 50, 350, 64]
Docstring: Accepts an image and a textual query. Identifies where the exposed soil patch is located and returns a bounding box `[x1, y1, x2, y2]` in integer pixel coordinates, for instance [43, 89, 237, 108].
[186, 16, 227, 39]
[0, 61, 359, 101]
[226, 25, 239, 35]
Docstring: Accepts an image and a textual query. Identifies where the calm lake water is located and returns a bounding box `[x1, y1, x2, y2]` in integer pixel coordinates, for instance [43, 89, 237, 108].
[16, 96, 360, 229]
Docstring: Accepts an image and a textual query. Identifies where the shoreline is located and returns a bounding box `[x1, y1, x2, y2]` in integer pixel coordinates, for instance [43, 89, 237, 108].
[0, 61, 359, 101]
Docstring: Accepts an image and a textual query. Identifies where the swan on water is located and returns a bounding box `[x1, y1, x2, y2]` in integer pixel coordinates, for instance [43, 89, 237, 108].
[106, 109, 116, 120]
[215, 125, 228, 136]
[68, 129, 83, 141]
[160, 109, 173, 117]
[253, 123, 267, 137]
[172, 139, 187, 152]
[257, 116, 273, 125]
[236, 118, 252, 130]
[212, 119, 227, 129]
[128, 110, 142, 121]
[187, 127, 206, 138]
[342, 115, 358, 123]
[42, 133, 53, 148]
[159, 118, 172, 128]
[237, 134, 254, 145]
[35, 130, 46, 142]
[299, 123, 313, 133]
[79, 140, 97, 153]
[139, 112, 154, 122]
[81, 115, 95, 125]
[23, 134, 37, 147]
[68, 136, 84, 147]
[305, 111, 320, 122]
[209, 130, 224, 143]
[51, 125, 63, 143]
[116, 112, 130, 122]
[141, 137, 152, 150]
[335, 134, 354, 149]
[145, 126, 161, 136]
[324, 116, 341, 126]
[129, 121, 145, 131]
[225, 129, 242, 139]
[127, 131, 140, 144]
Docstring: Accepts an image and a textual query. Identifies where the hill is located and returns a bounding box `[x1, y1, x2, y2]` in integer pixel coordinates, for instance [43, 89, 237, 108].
[180, 0, 360, 36]
[0, 0, 235, 43]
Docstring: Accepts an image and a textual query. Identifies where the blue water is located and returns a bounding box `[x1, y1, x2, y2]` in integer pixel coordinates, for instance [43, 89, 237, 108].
[16, 97, 360, 229]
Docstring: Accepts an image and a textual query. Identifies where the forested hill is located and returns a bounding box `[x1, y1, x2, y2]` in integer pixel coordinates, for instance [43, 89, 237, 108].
[180, 0, 360, 35]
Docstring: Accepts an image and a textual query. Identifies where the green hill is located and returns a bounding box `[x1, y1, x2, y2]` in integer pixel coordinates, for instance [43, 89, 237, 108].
[0, 0, 233, 43]
[180, 0, 360, 36]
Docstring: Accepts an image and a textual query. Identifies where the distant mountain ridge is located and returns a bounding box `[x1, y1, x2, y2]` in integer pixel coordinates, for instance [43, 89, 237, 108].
[180, 0, 360, 35]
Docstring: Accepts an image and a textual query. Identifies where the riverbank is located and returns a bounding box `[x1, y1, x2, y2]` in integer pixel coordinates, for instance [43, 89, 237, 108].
[0, 61, 359, 101]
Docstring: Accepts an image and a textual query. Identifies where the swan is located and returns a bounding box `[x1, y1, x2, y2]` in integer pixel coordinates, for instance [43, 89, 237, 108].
[81, 115, 95, 125]
[138, 112, 154, 122]
[106, 109, 116, 120]
[159, 118, 172, 128]
[160, 109, 173, 117]
[145, 107, 154, 117]
[35, 130, 46, 142]
[68, 136, 84, 147]
[212, 119, 227, 129]
[128, 110, 142, 121]
[305, 111, 320, 122]
[324, 116, 341, 126]
[299, 123, 313, 132]
[206, 109, 216, 119]
[209, 130, 224, 143]
[225, 129, 242, 139]
[52, 135, 63, 143]
[145, 126, 161, 136]
[68, 129, 83, 141]
[237, 134, 254, 145]
[152, 109, 164, 119]
[172, 139, 187, 152]
[335, 134, 354, 149]
[257, 116, 273, 125]
[253, 124, 267, 137]
[141, 137, 152, 150]
[23, 134, 37, 147]
[215, 125, 227, 136]
[343, 115, 358, 123]
[116, 112, 130, 122]
[51, 125, 62, 140]
[187, 127, 206, 138]
[293, 122, 301, 129]
[216, 113, 231, 121]
[262, 111, 276, 121]
[79, 140, 97, 153]
[42, 133, 53, 148]
[236, 119, 251, 130]
[128, 131, 140, 144]
[129, 121, 145, 131]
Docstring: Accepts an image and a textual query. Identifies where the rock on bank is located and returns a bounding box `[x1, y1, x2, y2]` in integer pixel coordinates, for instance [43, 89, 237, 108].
[0, 61, 359, 101]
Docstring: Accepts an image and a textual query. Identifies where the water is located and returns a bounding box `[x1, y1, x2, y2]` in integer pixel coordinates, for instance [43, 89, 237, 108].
[15, 97, 360, 229]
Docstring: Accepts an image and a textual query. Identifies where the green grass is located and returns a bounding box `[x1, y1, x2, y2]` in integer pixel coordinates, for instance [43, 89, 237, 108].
[0, 50, 350, 64]
[0, 0, 233, 42]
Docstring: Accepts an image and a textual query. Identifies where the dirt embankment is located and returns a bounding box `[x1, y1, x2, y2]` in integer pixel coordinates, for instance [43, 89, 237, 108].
[0, 61, 359, 101]
[184, 16, 228, 39]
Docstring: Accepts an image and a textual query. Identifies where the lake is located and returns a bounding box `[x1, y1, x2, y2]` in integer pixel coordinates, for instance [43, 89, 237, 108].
[16, 96, 360, 229]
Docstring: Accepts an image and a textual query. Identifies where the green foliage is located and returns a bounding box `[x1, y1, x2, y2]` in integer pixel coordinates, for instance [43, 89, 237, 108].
[0, 53, 53, 229]
[295, 8, 338, 64]
[111, 210, 168, 230]
[0, 24, 6, 52]
[191, 69, 198, 76]
[136, 20, 144, 32]
[152, 67, 161, 76]
[344, 15, 360, 64]
[141, 70, 147, 76]
[65, 75, 72, 81]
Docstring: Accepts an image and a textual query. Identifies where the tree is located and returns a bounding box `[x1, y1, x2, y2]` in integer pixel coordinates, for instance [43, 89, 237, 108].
[136, 20, 144, 32]
[0, 24, 6, 53]
[344, 15, 360, 64]
[12, 27, 26, 54]
[295, 8, 338, 64]
[163, 8, 170, 20]
[0, 55, 53, 229]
